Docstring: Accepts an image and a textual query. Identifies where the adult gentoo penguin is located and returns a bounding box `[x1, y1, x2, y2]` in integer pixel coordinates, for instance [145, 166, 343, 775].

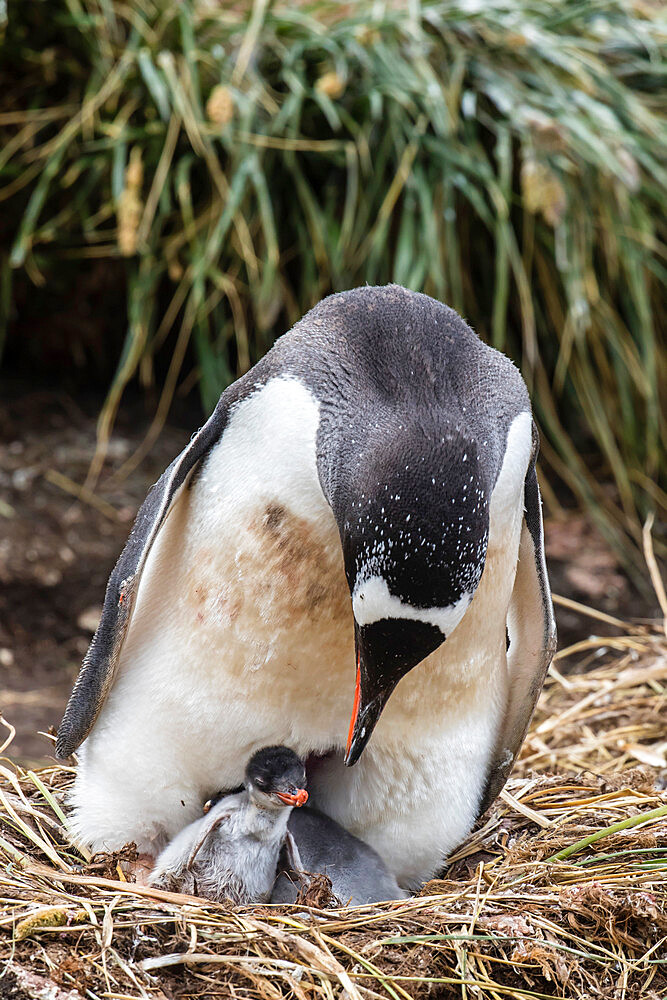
[57, 285, 556, 890]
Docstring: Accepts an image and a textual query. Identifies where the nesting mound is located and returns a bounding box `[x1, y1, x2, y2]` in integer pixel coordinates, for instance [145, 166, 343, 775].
[1, 617, 666, 999]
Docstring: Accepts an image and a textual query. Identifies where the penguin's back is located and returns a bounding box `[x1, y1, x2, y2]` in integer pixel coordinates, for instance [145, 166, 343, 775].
[281, 284, 528, 426]
[270, 285, 530, 521]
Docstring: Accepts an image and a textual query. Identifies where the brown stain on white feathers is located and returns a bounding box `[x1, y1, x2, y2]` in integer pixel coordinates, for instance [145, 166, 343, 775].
[186, 500, 350, 636]
[249, 502, 350, 625]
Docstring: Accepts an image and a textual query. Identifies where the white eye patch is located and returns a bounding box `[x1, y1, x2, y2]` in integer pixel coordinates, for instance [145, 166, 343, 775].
[352, 575, 473, 637]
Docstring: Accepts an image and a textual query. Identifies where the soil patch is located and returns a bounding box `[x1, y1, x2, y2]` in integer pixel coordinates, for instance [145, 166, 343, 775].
[0, 387, 189, 761]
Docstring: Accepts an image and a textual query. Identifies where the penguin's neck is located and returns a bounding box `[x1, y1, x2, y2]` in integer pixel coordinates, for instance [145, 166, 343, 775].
[242, 799, 292, 841]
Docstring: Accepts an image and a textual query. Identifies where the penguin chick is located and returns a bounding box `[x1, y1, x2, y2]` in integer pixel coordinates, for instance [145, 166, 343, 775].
[272, 806, 409, 906]
[148, 747, 308, 903]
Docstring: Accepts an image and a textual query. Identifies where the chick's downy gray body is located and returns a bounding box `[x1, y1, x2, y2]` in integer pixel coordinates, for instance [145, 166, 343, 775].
[272, 806, 409, 906]
[149, 747, 307, 903]
[149, 792, 286, 902]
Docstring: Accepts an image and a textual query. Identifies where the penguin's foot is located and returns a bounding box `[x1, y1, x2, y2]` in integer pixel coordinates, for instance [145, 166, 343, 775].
[83, 843, 154, 883]
[119, 852, 155, 885]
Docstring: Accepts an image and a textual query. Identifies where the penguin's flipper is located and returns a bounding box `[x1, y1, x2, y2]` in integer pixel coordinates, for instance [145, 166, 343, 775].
[478, 445, 557, 815]
[55, 399, 230, 758]
[186, 810, 231, 870]
[284, 830, 305, 876]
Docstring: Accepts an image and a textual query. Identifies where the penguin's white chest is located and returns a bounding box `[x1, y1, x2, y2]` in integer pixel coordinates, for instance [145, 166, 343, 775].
[121, 375, 355, 734]
[174, 376, 352, 687]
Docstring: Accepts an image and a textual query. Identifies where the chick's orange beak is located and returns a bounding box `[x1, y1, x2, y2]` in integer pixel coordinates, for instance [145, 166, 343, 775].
[276, 789, 308, 807]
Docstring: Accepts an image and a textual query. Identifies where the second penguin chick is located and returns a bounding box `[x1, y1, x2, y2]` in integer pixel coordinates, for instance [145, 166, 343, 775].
[148, 746, 308, 903]
[272, 806, 409, 906]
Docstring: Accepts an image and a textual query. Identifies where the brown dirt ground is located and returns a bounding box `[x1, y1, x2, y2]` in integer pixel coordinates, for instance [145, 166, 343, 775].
[0, 387, 646, 763]
[0, 388, 189, 761]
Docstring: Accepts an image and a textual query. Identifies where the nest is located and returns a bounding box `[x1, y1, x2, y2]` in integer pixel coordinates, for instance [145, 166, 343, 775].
[1, 614, 666, 999]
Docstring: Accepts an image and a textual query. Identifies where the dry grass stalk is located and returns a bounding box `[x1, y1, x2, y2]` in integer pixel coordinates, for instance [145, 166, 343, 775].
[116, 147, 143, 257]
[1, 619, 666, 998]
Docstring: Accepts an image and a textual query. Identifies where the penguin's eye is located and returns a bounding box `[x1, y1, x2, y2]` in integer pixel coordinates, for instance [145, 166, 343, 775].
[254, 777, 268, 790]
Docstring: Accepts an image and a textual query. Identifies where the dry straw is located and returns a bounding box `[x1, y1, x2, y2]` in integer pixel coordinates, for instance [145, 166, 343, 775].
[1, 606, 666, 999]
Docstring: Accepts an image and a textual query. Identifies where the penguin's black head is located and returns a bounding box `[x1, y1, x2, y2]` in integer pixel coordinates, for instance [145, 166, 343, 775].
[245, 746, 308, 809]
[332, 425, 490, 765]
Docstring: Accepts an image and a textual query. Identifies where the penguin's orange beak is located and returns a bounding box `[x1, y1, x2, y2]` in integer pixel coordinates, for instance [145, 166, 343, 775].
[344, 629, 394, 767]
[345, 617, 444, 766]
[276, 789, 308, 807]
[344, 660, 391, 767]
[345, 651, 362, 758]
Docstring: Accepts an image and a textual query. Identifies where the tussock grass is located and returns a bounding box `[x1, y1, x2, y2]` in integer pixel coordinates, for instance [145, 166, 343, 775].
[1, 1, 665, 571]
[1, 612, 666, 999]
